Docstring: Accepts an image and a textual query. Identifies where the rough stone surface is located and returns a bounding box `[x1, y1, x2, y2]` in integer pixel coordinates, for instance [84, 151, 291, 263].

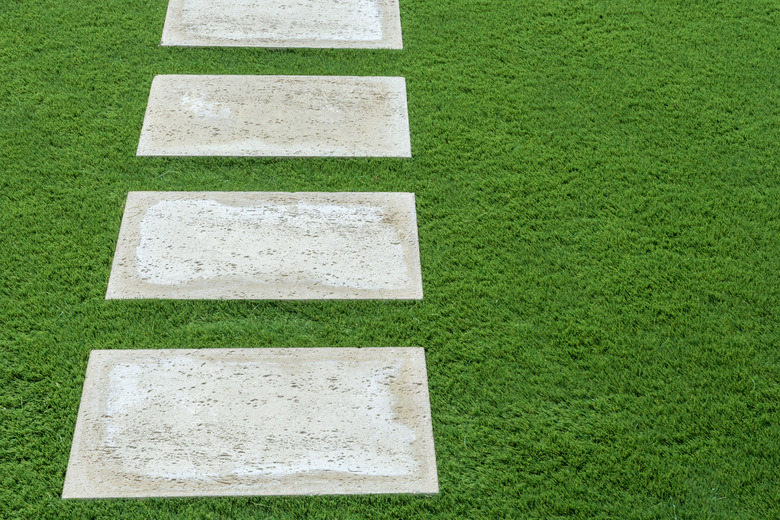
[106, 191, 423, 299]
[161, 0, 402, 49]
[136, 75, 411, 157]
[63, 348, 437, 498]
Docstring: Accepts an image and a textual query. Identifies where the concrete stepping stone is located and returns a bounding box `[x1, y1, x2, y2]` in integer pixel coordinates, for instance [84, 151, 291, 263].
[161, 0, 402, 49]
[106, 191, 423, 299]
[63, 347, 438, 498]
[136, 75, 411, 157]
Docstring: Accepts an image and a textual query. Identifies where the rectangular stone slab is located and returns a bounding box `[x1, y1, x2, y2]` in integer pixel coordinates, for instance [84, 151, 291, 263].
[136, 75, 411, 157]
[106, 191, 423, 299]
[62, 348, 438, 498]
[161, 0, 402, 49]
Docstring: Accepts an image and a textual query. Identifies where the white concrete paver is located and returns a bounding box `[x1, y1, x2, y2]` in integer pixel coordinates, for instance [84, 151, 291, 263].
[106, 191, 423, 299]
[136, 75, 411, 157]
[161, 0, 402, 49]
[62, 348, 438, 498]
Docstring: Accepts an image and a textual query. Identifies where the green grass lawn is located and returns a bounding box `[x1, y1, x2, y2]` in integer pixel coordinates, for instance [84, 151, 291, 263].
[1, 0, 778, 517]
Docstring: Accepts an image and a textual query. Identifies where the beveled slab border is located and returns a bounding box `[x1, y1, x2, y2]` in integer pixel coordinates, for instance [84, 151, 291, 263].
[161, 0, 403, 49]
[63, 348, 438, 498]
[136, 75, 411, 157]
[106, 191, 423, 300]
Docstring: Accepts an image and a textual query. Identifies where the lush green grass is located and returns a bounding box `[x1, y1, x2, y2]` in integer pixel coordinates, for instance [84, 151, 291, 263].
[1, 0, 778, 517]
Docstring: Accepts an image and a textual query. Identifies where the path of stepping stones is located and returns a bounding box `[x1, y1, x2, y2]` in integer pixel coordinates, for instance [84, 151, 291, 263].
[63, 0, 437, 499]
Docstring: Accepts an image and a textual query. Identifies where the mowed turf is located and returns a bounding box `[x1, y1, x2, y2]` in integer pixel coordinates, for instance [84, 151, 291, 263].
[0, 0, 778, 518]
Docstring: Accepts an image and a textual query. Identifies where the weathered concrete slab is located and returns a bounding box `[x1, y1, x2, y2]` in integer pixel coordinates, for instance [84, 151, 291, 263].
[161, 0, 402, 49]
[63, 348, 438, 498]
[106, 191, 423, 299]
[136, 75, 411, 157]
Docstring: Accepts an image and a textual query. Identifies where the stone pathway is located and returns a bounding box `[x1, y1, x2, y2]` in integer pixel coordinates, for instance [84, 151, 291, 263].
[137, 75, 411, 158]
[63, 348, 437, 498]
[106, 191, 423, 300]
[65, 0, 438, 499]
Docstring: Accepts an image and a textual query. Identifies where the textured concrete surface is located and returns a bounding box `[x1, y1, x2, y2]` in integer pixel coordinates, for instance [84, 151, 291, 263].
[106, 191, 423, 299]
[136, 75, 411, 157]
[63, 348, 437, 498]
[161, 0, 402, 49]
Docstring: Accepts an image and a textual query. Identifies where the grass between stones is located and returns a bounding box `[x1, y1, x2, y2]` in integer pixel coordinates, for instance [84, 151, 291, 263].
[1, 0, 778, 518]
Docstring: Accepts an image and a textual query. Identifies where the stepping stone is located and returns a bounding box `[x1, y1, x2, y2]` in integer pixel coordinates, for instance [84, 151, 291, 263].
[106, 191, 423, 299]
[160, 0, 402, 49]
[63, 347, 438, 498]
[137, 75, 411, 157]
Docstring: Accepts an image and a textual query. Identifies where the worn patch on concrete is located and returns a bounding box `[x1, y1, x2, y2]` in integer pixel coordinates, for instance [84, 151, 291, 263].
[136, 75, 411, 157]
[63, 348, 437, 498]
[160, 0, 402, 49]
[106, 191, 423, 299]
